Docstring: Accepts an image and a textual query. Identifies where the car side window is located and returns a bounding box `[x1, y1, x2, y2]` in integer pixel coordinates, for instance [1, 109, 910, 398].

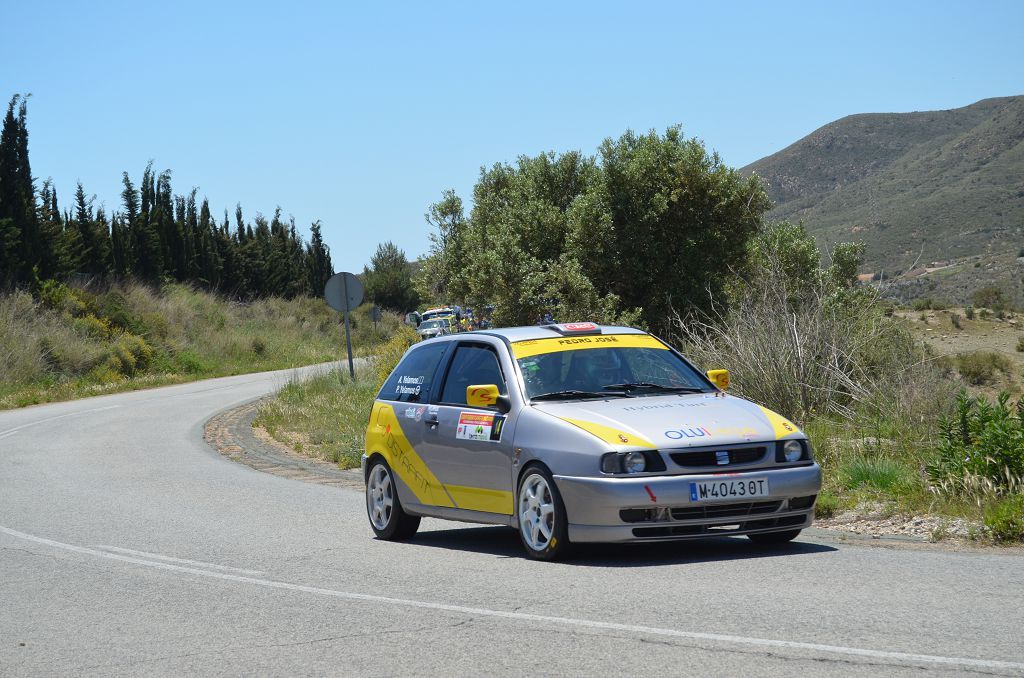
[379, 342, 448, 403]
[440, 345, 507, 406]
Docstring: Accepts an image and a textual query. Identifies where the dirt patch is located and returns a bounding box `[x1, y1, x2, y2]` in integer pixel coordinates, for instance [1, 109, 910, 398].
[204, 397, 363, 490]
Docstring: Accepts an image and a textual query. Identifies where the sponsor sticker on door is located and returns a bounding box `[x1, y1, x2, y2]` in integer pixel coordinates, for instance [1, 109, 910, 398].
[456, 412, 504, 441]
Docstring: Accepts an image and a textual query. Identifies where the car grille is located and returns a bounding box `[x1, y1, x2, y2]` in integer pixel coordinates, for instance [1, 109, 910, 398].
[670, 500, 782, 521]
[631, 515, 805, 539]
[669, 446, 767, 467]
[619, 500, 783, 524]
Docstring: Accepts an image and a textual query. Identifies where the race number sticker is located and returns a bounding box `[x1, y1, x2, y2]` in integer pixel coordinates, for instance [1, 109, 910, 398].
[456, 412, 505, 442]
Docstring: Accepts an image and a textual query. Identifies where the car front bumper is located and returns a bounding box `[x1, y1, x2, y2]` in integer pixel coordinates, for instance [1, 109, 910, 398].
[553, 464, 822, 543]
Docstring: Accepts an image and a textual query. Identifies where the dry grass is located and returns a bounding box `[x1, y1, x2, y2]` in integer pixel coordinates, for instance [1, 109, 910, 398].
[0, 281, 361, 409]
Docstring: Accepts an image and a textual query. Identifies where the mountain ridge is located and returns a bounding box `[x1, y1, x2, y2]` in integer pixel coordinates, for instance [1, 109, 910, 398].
[741, 95, 1024, 273]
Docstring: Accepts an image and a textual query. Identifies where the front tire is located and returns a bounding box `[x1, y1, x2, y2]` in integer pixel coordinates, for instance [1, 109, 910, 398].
[517, 466, 571, 561]
[366, 458, 420, 540]
[747, 529, 802, 545]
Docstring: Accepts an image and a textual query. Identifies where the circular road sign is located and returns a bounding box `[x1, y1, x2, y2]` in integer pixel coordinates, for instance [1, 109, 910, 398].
[324, 272, 364, 313]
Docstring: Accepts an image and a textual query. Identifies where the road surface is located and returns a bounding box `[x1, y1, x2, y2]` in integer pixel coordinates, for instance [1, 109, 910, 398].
[2, 368, 1023, 676]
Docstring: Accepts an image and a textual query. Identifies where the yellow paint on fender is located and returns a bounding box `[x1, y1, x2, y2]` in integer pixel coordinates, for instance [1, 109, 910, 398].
[756, 405, 801, 438]
[559, 417, 656, 448]
[511, 334, 668, 359]
[444, 485, 514, 515]
[365, 403, 453, 507]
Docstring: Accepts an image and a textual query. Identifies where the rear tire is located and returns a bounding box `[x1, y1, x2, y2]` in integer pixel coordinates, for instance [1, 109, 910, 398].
[366, 458, 420, 540]
[517, 465, 571, 561]
[747, 529, 802, 545]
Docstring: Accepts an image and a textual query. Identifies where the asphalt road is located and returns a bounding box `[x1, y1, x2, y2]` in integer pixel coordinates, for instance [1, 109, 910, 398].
[2, 368, 1023, 677]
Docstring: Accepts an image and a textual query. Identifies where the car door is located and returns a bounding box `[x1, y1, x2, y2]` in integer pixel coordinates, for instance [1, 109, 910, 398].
[417, 340, 518, 516]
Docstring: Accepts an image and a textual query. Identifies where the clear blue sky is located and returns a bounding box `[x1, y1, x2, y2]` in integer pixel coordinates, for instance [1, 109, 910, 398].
[2, 0, 1022, 273]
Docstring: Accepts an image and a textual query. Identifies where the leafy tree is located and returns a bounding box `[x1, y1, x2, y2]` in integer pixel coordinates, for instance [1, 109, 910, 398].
[365, 241, 419, 312]
[415, 189, 465, 304]
[422, 127, 770, 330]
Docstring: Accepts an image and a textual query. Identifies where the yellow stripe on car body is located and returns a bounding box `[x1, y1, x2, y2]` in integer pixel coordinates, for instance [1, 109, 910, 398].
[366, 403, 454, 507]
[559, 417, 656, 448]
[511, 334, 668, 359]
[444, 485, 514, 514]
[756, 405, 802, 438]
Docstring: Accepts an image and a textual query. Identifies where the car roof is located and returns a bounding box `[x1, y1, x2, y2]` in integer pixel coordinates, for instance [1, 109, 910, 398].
[463, 324, 648, 343]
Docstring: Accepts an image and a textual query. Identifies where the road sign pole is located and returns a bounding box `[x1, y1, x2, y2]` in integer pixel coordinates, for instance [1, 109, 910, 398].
[324, 271, 364, 382]
[341, 275, 355, 379]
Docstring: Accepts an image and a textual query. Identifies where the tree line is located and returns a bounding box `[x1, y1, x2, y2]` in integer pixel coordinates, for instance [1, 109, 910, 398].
[0, 95, 333, 298]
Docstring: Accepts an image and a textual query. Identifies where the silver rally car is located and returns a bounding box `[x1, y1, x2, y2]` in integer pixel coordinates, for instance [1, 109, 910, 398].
[362, 322, 822, 560]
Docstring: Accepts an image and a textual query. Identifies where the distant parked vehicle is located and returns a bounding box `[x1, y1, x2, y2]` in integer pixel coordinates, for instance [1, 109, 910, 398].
[416, 319, 450, 340]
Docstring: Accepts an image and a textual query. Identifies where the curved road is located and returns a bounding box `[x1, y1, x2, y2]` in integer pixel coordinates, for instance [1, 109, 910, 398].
[1, 369, 1023, 677]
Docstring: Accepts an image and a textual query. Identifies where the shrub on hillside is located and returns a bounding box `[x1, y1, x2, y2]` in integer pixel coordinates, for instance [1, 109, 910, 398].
[972, 285, 1008, 312]
[928, 391, 1024, 499]
[956, 351, 1012, 385]
[675, 221, 952, 424]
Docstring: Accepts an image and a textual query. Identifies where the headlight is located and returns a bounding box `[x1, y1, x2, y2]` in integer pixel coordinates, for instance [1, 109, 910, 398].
[782, 439, 803, 462]
[623, 451, 647, 473]
[600, 451, 665, 474]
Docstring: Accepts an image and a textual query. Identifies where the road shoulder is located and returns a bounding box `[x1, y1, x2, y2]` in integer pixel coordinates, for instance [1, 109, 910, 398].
[204, 397, 363, 490]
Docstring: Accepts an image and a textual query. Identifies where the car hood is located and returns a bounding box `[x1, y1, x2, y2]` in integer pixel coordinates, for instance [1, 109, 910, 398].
[530, 392, 801, 449]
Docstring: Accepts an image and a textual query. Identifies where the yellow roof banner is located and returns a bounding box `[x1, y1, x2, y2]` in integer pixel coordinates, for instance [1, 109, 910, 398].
[511, 334, 669, 359]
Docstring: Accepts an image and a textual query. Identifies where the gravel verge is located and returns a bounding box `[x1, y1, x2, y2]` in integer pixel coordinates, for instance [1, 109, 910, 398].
[204, 396, 363, 490]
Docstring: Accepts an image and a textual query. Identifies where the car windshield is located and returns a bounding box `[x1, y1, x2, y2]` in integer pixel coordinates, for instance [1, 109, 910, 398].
[420, 320, 443, 329]
[514, 338, 711, 400]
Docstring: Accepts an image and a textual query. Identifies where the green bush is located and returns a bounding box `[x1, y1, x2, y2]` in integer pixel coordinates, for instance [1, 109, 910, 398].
[1016, 336, 1024, 353]
[372, 325, 418, 389]
[815, 491, 841, 519]
[966, 306, 975, 320]
[929, 391, 1024, 498]
[839, 456, 920, 494]
[983, 495, 1024, 542]
[956, 351, 1012, 385]
[972, 285, 1008, 312]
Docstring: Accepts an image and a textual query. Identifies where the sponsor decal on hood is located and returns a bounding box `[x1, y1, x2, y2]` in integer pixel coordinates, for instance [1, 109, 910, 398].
[532, 393, 801, 448]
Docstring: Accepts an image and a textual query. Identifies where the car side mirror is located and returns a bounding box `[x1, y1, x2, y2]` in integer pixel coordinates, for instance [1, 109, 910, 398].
[467, 384, 510, 413]
[706, 369, 729, 390]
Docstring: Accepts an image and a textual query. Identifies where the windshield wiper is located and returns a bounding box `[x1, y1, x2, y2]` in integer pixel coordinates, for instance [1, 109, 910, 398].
[602, 382, 706, 393]
[531, 390, 632, 401]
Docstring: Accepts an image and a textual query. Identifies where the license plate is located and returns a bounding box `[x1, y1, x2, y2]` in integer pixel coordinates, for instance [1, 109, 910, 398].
[690, 477, 770, 502]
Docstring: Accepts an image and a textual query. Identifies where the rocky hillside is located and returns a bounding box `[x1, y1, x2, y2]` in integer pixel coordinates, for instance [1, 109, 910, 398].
[742, 96, 1024, 274]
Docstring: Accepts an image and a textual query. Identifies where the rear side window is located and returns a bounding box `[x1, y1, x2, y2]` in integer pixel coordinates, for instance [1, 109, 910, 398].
[379, 343, 448, 403]
[440, 345, 507, 406]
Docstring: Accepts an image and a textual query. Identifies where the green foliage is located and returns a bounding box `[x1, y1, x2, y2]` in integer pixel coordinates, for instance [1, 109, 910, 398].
[363, 241, 419, 312]
[679, 221, 943, 422]
[814, 491, 841, 519]
[420, 127, 770, 331]
[965, 305, 975, 320]
[983, 495, 1024, 542]
[255, 369, 380, 468]
[972, 284, 1008, 312]
[955, 351, 1012, 385]
[929, 391, 1024, 498]
[372, 325, 418, 390]
[839, 456, 920, 494]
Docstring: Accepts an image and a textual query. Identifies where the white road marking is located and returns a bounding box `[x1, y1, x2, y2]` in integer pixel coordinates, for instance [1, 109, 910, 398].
[0, 405, 122, 438]
[94, 545, 265, 575]
[2, 526, 1023, 673]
